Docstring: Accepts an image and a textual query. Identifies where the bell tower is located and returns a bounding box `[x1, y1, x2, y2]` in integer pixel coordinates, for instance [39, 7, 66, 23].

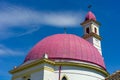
[81, 11, 102, 55]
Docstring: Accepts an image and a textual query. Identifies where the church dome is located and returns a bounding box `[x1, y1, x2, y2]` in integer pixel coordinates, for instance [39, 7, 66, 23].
[85, 11, 96, 21]
[24, 34, 105, 69]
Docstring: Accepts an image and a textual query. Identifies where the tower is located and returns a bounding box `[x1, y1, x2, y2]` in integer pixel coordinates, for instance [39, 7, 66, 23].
[81, 11, 102, 55]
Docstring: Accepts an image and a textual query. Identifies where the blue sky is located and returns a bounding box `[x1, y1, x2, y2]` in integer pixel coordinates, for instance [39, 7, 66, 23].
[0, 0, 120, 80]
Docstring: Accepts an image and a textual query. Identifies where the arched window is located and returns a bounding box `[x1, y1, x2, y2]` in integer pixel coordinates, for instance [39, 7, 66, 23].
[86, 27, 89, 34]
[62, 76, 67, 80]
[94, 27, 97, 33]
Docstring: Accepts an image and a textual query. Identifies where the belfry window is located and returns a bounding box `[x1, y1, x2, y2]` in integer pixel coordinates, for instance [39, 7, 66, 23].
[86, 27, 89, 34]
[94, 27, 97, 33]
[62, 76, 67, 80]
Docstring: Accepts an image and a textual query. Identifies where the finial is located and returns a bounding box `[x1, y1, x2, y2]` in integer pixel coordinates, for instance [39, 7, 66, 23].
[43, 53, 48, 59]
[64, 27, 67, 34]
[88, 5, 92, 10]
[14, 66, 17, 69]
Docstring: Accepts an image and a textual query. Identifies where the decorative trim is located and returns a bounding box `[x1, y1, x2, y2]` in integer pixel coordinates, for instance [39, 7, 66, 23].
[44, 66, 54, 72]
[55, 62, 109, 76]
[83, 32, 102, 40]
[9, 59, 55, 74]
[11, 66, 54, 80]
[10, 59, 109, 77]
[81, 20, 101, 26]
[12, 68, 43, 80]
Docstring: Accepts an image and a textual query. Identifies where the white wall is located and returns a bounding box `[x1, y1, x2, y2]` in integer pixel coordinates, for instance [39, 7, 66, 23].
[12, 62, 106, 80]
[86, 37, 102, 55]
[54, 66, 105, 80]
[31, 71, 43, 80]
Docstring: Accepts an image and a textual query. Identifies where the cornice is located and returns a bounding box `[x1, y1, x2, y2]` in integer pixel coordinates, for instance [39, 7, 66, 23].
[81, 20, 101, 26]
[9, 59, 109, 77]
[83, 32, 102, 40]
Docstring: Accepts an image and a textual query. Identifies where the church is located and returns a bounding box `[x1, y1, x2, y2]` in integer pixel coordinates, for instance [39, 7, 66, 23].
[9, 11, 110, 80]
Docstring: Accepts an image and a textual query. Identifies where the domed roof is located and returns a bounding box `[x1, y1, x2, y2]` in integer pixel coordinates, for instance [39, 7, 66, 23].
[85, 11, 96, 21]
[24, 34, 105, 68]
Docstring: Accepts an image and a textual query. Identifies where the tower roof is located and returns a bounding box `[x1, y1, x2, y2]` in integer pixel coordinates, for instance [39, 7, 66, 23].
[24, 34, 105, 69]
[85, 11, 96, 21]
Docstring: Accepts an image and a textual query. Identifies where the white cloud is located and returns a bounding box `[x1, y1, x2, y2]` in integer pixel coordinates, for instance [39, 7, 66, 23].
[0, 6, 84, 28]
[0, 5, 85, 39]
[38, 12, 83, 27]
[0, 44, 24, 56]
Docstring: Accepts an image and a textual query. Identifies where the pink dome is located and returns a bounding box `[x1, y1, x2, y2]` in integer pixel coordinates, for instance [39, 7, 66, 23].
[24, 34, 105, 69]
[85, 11, 96, 21]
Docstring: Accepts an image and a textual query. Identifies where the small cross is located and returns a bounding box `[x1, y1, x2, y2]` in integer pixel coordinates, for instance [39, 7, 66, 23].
[88, 5, 92, 10]
[64, 27, 67, 34]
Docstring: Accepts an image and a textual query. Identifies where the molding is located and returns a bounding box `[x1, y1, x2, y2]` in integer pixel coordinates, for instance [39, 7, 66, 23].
[12, 68, 43, 80]
[10, 59, 109, 77]
[12, 66, 54, 80]
[9, 59, 55, 74]
[81, 20, 101, 26]
[55, 62, 109, 76]
[44, 66, 54, 72]
[83, 32, 102, 40]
